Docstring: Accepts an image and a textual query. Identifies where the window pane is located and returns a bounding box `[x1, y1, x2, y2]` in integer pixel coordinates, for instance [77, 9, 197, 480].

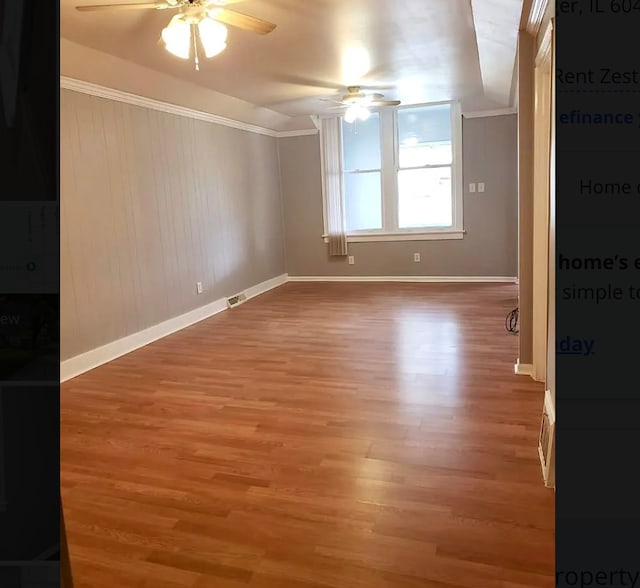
[342, 114, 381, 171]
[398, 167, 452, 228]
[344, 171, 382, 231]
[398, 104, 452, 168]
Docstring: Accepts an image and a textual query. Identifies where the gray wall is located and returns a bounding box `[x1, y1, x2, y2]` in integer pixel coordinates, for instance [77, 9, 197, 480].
[279, 114, 518, 277]
[60, 89, 286, 360]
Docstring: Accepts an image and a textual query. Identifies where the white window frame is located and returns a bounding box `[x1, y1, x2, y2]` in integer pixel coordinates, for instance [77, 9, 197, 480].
[321, 100, 464, 243]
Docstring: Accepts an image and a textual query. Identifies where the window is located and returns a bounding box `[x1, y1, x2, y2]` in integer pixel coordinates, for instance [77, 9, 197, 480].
[397, 104, 453, 229]
[342, 113, 382, 232]
[335, 102, 463, 242]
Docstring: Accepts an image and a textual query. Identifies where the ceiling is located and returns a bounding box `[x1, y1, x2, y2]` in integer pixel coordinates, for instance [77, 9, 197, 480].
[60, 0, 522, 118]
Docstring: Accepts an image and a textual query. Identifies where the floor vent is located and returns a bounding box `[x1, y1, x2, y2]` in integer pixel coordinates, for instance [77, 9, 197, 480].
[226, 292, 247, 308]
[538, 390, 555, 488]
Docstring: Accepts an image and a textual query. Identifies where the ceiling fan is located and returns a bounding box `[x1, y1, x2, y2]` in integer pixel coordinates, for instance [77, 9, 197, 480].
[322, 86, 401, 123]
[75, 0, 276, 69]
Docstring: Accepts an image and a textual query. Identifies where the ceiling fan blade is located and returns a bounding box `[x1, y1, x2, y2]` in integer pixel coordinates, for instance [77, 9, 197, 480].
[369, 100, 401, 106]
[209, 7, 276, 35]
[208, 0, 248, 4]
[76, 2, 171, 11]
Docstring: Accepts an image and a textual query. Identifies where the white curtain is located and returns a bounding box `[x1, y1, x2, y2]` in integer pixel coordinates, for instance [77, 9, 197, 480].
[320, 117, 348, 256]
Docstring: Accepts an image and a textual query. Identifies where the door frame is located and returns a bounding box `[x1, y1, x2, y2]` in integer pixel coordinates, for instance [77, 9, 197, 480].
[532, 19, 553, 383]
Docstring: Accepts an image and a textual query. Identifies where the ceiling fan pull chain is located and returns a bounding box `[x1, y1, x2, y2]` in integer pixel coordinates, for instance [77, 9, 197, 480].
[192, 23, 200, 71]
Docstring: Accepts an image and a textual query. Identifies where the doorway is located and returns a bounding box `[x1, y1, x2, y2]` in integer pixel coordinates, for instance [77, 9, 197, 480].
[532, 20, 553, 383]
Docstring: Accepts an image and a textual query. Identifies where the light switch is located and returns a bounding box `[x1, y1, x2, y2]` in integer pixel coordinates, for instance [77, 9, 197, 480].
[478, 182, 485, 193]
[469, 183, 476, 193]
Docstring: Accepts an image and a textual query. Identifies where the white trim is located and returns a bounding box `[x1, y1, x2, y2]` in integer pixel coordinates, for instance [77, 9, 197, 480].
[322, 230, 465, 243]
[544, 388, 555, 424]
[60, 77, 279, 137]
[452, 102, 464, 233]
[288, 276, 517, 283]
[463, 108, 517, 118]
[535, 18, 553, 66]
[277, 129, 319, 137]
[244, 274, 287, 299]
[60, 274, 288, 383]
[540, 388, 555, 488]
[514, 359, 534, 377]
[318, 119, 329, 237]
[60, 77, 317, 139]
[527, 0, 550, 35]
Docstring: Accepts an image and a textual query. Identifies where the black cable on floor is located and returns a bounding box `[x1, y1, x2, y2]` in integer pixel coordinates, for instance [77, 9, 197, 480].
[505, 307, 519, 333]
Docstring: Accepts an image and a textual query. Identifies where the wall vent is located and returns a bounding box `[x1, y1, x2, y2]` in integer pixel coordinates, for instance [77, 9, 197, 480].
[538, 389, 555, 488]
[226, 292, 247, 309]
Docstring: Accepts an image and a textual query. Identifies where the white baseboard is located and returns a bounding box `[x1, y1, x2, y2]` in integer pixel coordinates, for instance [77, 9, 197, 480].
[514, 359, 534, 377]
[287, 276, 517, 283]
[60, 274, 288, 383]
[244, 274, 288, 299]
[61, 273, 515, 382]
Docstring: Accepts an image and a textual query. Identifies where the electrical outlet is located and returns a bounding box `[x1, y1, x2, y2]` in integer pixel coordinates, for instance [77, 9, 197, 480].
[478, 182, 485, 193]
[348, 255, 355, 265]
[196, 282, 203, 294]
[413, 253, 421, 262]
[469, 183, 476, 193]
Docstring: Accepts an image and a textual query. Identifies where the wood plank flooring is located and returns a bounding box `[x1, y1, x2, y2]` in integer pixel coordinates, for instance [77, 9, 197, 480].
[61, 283, 554, 588]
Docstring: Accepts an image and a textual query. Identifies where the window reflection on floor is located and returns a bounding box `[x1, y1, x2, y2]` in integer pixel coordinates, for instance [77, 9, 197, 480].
[394, 307, 460, 403]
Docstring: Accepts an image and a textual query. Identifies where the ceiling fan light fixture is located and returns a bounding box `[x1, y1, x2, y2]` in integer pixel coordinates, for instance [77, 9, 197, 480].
[344, 103, 370, 123]
[162, 14, 191, 59]
[344, 104, 359, 124]
[358, 106, 371, 121]
[198, 17, 228, 58]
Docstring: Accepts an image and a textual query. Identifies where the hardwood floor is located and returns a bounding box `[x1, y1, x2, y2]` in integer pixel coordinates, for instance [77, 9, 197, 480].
[60, 283, 554, 588]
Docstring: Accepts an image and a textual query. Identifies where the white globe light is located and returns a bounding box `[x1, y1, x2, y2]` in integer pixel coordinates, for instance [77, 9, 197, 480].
[358, 106, 371, 121]
[198, 17, 228, 58]
[344, 105, 358, 124]
[161, 15, 191, 59]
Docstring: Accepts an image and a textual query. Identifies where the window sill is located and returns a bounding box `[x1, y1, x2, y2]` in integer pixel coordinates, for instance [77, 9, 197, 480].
[323, 230, 465, 243]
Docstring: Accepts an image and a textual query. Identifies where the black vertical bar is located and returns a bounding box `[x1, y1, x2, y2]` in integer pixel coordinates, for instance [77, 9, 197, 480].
[556, 0, 640, 585]
[0, 0, 60, 586]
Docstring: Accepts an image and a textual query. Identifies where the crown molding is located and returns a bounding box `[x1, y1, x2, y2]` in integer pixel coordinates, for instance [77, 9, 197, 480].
[463, 107, 517, 118]
[526, 0, 550, 35]
[60, 77, 314, 138]
[277, 129, 319, 137]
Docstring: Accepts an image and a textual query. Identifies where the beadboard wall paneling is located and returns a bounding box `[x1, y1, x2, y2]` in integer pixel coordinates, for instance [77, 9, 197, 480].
[60, 89, 286, 360]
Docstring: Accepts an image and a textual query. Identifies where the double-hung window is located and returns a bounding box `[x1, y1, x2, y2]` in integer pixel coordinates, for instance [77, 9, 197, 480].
[342, 112, 383, 232]
[334, 101, 463, 242]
